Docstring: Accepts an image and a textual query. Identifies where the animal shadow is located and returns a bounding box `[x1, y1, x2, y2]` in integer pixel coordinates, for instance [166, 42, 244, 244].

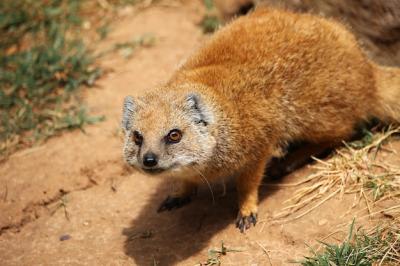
[121, 145, 315, 265]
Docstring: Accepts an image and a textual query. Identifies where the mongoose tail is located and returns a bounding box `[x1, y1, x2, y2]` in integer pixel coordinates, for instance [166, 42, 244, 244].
[373, 65, 400, 123]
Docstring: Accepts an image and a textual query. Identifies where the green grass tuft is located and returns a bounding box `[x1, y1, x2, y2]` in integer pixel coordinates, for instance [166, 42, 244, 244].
[300, 220, 400, 266]
[110, 33, 156, 59]
[0, 0, 103, 158]
[201, 0, 221, 34]
[196, 241, 242, 266]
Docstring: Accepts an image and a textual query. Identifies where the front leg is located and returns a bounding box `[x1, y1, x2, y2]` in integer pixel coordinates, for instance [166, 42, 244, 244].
[235, 160, 267, 233]
[157, 179, 197, 212]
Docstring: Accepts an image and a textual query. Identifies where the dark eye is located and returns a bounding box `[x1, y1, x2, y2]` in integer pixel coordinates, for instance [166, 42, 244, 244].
[132, 131, 143, 145]
[166, 129, 182, 144]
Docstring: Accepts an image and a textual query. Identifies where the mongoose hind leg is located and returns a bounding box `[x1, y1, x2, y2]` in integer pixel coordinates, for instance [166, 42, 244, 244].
[235, 159, 267, 233]
[267, 142, 339, 179]
[157, 180, 197, 212]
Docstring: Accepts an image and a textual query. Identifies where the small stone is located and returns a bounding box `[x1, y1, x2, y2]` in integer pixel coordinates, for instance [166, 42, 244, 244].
[59, 234, 71, 241]
[318, 219, 328, 226]
[82, 21, 91, 30]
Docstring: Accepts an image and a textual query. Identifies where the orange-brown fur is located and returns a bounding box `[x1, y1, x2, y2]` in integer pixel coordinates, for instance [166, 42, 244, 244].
[123, 8, 400, 231]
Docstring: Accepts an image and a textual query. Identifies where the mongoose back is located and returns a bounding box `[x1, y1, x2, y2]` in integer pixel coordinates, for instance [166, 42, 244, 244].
[122, 8, 400, 232]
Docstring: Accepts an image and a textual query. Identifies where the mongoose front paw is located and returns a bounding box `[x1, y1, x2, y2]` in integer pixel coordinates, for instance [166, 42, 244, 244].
[235, 212, 257, 233]
[157, 195, 192, 212]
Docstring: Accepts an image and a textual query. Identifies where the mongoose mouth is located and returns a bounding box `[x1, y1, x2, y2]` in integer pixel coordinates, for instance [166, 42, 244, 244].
[142, 167, 165, 175]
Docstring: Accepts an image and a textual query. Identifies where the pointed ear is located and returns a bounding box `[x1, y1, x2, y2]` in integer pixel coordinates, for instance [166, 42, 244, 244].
[122, 96, 135, 131]
[185, 93, 214, 126]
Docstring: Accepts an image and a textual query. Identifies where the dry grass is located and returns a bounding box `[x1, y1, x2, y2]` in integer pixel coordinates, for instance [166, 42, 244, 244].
[270, 128, 400, 265]
[271, 126, 400, 222]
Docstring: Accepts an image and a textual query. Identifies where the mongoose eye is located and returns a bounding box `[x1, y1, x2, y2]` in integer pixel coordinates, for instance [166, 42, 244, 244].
[166, 129, 182, 144]
[132, 131, 143, 145]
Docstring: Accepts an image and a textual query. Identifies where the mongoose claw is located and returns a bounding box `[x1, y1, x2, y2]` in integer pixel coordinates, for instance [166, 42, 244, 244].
[157, 195, 192, 213]
[235, 212, 257, 233]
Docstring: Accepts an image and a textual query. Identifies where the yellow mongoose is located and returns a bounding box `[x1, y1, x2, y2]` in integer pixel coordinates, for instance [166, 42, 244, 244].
[122, 8, 400, 232]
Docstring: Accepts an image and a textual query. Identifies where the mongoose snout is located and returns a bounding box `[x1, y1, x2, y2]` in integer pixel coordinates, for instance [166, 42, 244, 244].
[142, 152, 159, 168]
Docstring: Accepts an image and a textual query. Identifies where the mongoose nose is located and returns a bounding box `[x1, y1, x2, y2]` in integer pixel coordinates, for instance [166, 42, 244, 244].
[143, 152, 158, 167]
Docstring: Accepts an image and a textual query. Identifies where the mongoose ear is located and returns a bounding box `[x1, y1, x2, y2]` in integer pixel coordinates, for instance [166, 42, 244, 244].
[122, 95, 135, 131]
[185, 93, 214, 126]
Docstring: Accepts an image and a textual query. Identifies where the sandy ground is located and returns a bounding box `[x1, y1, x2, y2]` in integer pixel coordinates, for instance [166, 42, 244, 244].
[0, 2, 399, 265]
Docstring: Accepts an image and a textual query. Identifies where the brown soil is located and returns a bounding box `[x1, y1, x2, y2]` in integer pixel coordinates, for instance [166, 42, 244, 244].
[0, 1, 399, 265]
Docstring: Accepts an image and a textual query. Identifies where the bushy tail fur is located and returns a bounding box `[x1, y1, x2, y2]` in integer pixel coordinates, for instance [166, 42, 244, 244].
[372, 65, 400, 123]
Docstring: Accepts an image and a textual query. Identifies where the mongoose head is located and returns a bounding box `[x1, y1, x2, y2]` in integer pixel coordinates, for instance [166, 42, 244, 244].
[121, 87, 217, 177]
